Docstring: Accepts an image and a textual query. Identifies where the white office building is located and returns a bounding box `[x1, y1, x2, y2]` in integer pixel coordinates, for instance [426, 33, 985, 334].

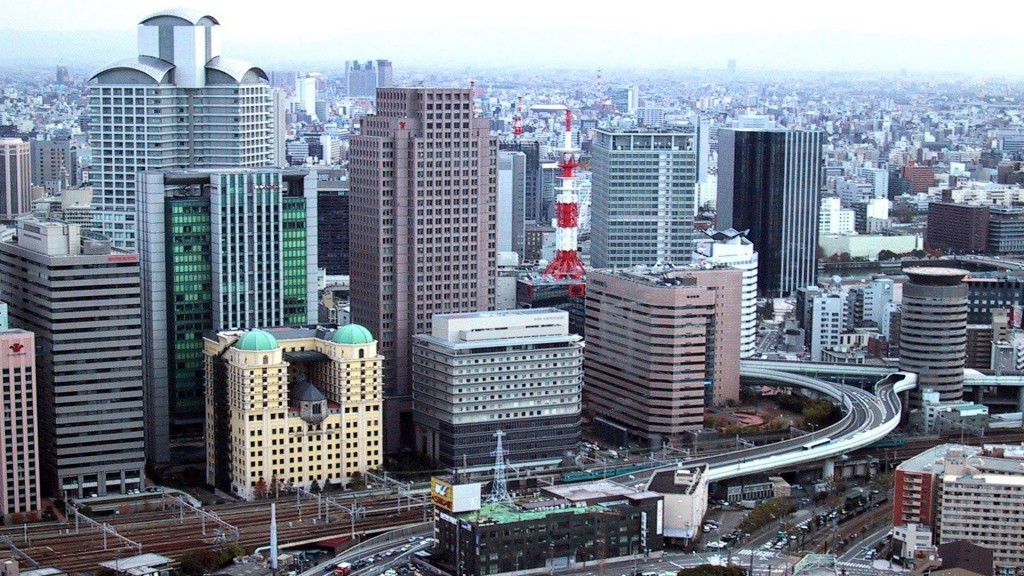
[819, 197, 855, 235]
[412, 309, 582, 473]
[89, 9, 274, 250]
[810, 291, 848, 361]
[693, 228, 759, 358]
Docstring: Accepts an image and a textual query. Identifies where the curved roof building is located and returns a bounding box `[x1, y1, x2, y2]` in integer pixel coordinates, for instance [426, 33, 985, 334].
[90, 10, 279, 466]
[89, 9, 274, 254]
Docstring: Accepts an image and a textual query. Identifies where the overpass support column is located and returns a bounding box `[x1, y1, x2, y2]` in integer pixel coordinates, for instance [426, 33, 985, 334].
[976, 387, 984, 405]
[1018, 387, 1024, 413]
[822, 459, 835, 481]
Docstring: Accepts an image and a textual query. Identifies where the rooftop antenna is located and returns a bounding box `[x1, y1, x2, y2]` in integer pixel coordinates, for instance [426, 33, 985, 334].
[487, 430, 511, 504]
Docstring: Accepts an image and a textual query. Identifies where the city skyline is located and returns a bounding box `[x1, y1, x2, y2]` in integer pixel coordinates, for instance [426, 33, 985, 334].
[2, 1, 1024, 75]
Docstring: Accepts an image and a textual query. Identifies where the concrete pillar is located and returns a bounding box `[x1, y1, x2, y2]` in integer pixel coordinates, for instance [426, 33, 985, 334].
[976, 386, 985, 405]
[822, 459, 835, 480]
[1017, 386, 1024, 413]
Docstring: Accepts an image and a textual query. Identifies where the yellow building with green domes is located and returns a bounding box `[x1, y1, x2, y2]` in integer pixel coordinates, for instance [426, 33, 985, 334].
[204, 325, 382, 500]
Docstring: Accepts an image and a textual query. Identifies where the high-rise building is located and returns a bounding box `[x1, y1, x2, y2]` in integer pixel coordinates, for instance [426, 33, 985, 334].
[345, 61, 378, 98]
[809, 291, 847, 361]
[0, 301, 7, 329]
[584, 266, 742, 448]
[819, 197, 855, 235]
[965, 274, 1024, 324]
[0, 217, 144, 497]
[205, 325, 383, 499]
[55, 66, 70, 85]
[900, 268, 968, 406]
[591, 126, 702, 269]
[925, 203, 989, 253]
[693, 228, 759, 358]
[376, 60, 393, 88]
[30, 136, 78, 191]
[1, 138, 32, 221]
[0, 329, 40, 515]
[537, 162, 559, 225]
[847, 277, 894, 328]
[315, 170, 350, 275]
[609, 85, 639, 114]
[717, 128, 823, 297]
[412, 309, 582, 472]
[90, 9, 274, 251]
[271, 88, 287, 167]
[138, 168, 318, 465]
[500, 141, 540, 223]
[497, 150, 526, 256]
[349, 87, 497, 452]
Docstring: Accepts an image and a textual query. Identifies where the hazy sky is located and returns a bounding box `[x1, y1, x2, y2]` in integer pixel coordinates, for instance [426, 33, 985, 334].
[2, 0, 1023, 75]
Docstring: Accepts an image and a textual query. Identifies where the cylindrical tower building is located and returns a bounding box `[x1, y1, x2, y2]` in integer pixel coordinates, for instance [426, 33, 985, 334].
[899, 267, 968, 406]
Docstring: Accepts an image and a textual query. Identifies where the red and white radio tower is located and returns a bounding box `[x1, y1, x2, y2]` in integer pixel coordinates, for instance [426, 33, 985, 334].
[513, 96, 524, 145]
[544, 109, 586, 280]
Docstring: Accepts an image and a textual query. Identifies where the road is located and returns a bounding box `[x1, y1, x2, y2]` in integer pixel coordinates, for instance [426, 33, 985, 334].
[624, 370, 910, 491]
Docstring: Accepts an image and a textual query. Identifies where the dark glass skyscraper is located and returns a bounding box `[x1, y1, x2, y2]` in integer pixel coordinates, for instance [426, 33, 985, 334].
[716, 128, 822, 297]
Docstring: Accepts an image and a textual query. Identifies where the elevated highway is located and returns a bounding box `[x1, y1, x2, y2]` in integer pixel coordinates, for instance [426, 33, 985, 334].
[626, 366, 917, 488]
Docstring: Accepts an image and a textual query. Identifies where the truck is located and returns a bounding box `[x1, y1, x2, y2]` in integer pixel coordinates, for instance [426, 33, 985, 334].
[333, 562, 353, 576]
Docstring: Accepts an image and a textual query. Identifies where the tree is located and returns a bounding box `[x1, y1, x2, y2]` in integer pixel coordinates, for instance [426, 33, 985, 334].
[253, 477, 269, 500]
[870, 471, 894, 493]
[310, 479, 322, 494]
[348, 471, 366, 491]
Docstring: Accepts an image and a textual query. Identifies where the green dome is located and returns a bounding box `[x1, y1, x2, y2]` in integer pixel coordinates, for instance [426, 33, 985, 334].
[236, 329, 279, 351]
[332, 324, 374, 345]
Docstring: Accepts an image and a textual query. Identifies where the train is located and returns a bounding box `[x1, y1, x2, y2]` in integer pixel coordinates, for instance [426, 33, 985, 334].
[801, 437, 832, 450]
[866, 438, 906, 449]
[559, 462, 662, 484]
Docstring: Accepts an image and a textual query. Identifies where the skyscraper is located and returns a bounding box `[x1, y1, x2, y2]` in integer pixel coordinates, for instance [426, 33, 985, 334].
[350, 87, 497, 451]
[0, 328, 40, 515]
[500, 140, 540, 223]
[376, 60, 394, 88]
[0, 138, 32, 221]
[345, 61, 378, 98]
[315, 169, 350, 275]
[89, 9, 273, 251]
[0, 218, 144, 497]
[138, 168, 318, 465]
[717, 128, 823, 297]
[591, 126, 701, 269]
[497, 150, 526, 256]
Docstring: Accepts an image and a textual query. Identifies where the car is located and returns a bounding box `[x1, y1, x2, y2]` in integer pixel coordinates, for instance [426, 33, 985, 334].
[409, 537, 417, 543]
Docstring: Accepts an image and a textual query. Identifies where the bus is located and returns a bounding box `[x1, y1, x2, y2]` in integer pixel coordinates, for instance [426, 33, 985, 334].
[333, 562, 353, 576]
[802, 437, 832, 451]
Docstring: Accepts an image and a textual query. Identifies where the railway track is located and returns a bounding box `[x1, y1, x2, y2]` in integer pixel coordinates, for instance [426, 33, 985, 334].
[0, 493, 429, 574]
